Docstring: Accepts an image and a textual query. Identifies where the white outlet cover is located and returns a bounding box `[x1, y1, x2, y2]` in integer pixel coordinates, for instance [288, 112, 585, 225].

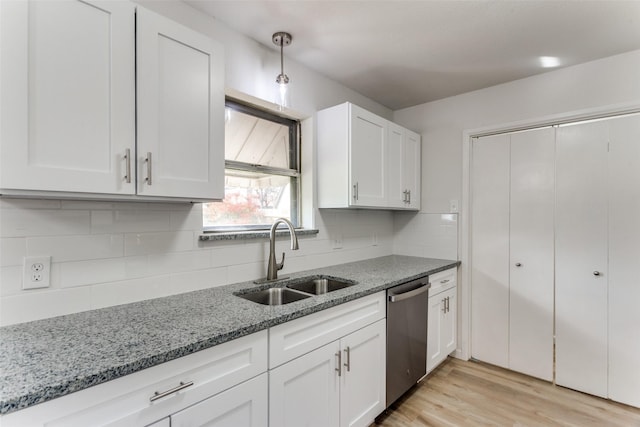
[23, 256, 51, 290]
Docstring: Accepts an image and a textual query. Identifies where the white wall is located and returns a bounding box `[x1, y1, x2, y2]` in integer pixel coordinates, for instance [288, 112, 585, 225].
[0, 1, 395, 326]
[392, 49, 640, 359]
[393, 49, 640, 214]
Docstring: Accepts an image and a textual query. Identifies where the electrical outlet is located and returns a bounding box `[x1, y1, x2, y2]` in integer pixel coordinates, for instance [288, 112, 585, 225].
[23, 256, 51, 290]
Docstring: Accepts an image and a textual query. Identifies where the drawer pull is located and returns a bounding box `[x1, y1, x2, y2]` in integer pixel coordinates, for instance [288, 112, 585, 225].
[440, 279, 450, 284]
[150, 381, 194, 402]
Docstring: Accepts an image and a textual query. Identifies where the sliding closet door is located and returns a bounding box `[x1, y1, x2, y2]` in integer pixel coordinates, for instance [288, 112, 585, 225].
[509, 128, 555, 381]
[608, 114, 640, 407]
[556, 121, 608, 398]
[471, 134, 510, 368]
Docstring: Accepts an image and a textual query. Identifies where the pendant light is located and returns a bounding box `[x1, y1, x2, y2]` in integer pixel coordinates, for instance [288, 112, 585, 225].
[272, 32, 292, 110]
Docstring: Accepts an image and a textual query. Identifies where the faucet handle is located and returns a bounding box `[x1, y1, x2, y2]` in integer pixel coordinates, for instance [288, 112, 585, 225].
[277, 252, 286, 271]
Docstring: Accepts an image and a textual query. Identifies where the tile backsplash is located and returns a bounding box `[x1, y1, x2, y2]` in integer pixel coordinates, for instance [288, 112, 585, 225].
[393, 212, 458, 260]
[0, 199, 394, 326]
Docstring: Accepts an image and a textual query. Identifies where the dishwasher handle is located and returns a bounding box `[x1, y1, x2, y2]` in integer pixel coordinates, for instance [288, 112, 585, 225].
[388, 282, 430, 303]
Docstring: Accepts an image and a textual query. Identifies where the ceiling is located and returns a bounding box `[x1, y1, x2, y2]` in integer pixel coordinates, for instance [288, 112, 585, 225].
[184, 0, 640, 110]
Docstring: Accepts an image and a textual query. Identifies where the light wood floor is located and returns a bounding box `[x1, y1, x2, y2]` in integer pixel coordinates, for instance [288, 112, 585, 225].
[374, 358, 640, 426]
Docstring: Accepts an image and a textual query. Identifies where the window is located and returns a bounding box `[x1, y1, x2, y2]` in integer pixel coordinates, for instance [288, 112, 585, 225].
[203, 100, 300, 231]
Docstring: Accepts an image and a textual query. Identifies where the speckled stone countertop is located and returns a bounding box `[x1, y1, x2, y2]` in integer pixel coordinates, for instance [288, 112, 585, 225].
[0, 255, 459, 415]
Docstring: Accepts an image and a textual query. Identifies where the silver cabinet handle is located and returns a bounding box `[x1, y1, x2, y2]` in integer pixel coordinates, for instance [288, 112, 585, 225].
[123, 148, 131, 183]
[407, 190, 411, 204]
[593, 271, 601, 276]
[353, 182, 359, 201]
[145, 152, 153, 185]
[447, 296, 450, 313]
[150, 381, 194, 402]
[442, 298, 447, 313]
[515, 263, 522, 267]
[344, 346, 351, 372]
[335, 351, 342, 376]
[440, 279, 450, 284]
[388, 283, 430, 303]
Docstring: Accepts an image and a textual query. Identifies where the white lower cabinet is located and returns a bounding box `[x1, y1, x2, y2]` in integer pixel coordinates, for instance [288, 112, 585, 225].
[269, 319, 386, 427]
[427, 268, 457, 373]
[1, 331, 268, 427]
[171, 373, 267, 427]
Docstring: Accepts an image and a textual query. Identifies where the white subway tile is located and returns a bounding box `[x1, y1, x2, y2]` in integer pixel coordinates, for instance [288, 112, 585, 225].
[91, 210, 171, 233]
[59, 256, 148, 288]
[0, 266, 22, 296]
[0, 209, 91, 237]
[210, 242, 268, 268]
[0, 199, 61, 210]
[227, 261, 264, 283]
[148, 251, 211, 275]
[124, 231, 194, 256]
[0, 287, 92, 326]
[27, 234, 124, 262]
[170, 207, 204, 231]
[169, 267, 228, 293]
[1, 238, 27, 266]
[60, 200, 114, 210]
[89, 275, 173, 310]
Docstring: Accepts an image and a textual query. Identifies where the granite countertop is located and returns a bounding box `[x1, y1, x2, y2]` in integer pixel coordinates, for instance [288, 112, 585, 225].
[0, 255, 459, 415]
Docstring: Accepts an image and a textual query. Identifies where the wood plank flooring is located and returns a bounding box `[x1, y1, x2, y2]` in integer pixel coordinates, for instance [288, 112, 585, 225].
[374, 358, 640, 426]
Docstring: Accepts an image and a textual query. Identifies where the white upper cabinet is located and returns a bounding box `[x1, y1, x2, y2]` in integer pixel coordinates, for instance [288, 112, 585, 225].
[350, 105, 388, 207]
[136, 7, 224, 200]
[0, 0, 224, 202]
[317, 102, 421, 210]
[0, 0, 136, 195]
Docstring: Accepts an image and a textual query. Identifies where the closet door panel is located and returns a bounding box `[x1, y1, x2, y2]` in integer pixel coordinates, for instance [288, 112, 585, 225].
[509, 128, 555, 381]
[470, 134, 510, 368]
[556, 121, 608, 397]
[608, 114, 640, 407]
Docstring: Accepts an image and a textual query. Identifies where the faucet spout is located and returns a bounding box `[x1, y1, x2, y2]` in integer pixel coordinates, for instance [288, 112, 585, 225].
[267, 218, 299, 281]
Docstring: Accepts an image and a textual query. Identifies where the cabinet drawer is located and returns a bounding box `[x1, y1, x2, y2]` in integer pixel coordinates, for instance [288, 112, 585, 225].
[429, 268, 457, 296]
[269, 292, 386, 368]
[2, 331, 267, 427]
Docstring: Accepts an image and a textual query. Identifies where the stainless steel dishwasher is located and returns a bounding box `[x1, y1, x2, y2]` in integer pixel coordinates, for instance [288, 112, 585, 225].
[386, 276, 430, 407]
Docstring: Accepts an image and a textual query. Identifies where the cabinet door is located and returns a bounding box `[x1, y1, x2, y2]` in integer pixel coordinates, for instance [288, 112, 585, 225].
[427, 294, 444, 373]
[608, 114, 640, 408]
[171, 373, 268, 427]
[136, 7, 224, 200]
[340, 319, 386, 427]
[403, 129, 421, 210]
[269, 341, 340, 427]
[442, 287, 457, 358]
[350, 105, 387, 207]
[387, 124, 405, 208]
[0, 0, 135, 195]
[556, 121, 609, 397]
[470, 134, 510, 368]
[508, 128, 555, 381]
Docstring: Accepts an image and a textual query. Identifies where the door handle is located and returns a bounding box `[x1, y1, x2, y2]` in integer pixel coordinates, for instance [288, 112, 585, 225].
[150, 381, 194, 402]
[593, 271, 601, 276]
[344, 346, 351, 372]
[123, 148, 131, 183]
[145, 152, 153, 185]
[335, 351, 342, 376]
[388, 283, 430, 303]
[515, 263, 522, 267]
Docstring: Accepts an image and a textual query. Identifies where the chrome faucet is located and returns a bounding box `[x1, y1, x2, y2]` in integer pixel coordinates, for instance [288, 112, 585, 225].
[267, 218, 299, 281]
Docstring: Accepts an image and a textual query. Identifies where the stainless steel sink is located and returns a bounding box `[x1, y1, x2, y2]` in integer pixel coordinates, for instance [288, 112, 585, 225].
[286, 277, 354, 295]
[237, 287, 311, 305]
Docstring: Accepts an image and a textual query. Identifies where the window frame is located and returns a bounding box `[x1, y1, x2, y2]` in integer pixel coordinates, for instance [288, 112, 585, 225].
[203, 99, 301, 233]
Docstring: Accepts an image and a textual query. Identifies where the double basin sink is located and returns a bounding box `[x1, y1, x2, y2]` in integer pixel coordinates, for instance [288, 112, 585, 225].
[236, 276, 355, 306]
